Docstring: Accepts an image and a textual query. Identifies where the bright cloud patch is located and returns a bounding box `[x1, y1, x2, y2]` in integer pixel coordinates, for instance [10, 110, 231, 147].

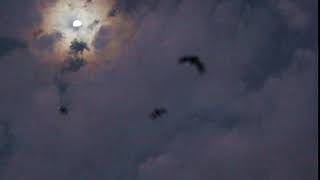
[34, 0, 114, 59]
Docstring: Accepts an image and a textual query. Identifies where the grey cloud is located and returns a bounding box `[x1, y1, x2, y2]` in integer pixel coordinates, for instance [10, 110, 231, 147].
[93, 26, 112, 50]
[69, 39, 90, 56]
[138, 48, 318, 180]
[54, 39, 90, 114]
[0, 0, 317, 180]
[115, 0, 160, 13]
[0, 121, 15, 171]
[33, 32, 63, 53]
[0, 37, 27, 58]
[269, 0, 317, 30]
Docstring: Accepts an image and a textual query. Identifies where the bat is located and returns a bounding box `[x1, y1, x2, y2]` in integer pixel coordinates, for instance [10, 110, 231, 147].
[58, 105, 69, 115]
[150, 107, 168, 120]
[178, 56, 206, 74]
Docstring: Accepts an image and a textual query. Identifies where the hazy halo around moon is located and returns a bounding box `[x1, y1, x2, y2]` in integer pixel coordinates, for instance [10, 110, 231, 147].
[32, 0, 137, 64]
[37, 0, 113, 55]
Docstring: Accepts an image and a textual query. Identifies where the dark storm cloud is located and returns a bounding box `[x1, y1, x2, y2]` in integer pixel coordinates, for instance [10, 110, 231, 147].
[0, 37, 27, 58]
[0, 0, 317, 180]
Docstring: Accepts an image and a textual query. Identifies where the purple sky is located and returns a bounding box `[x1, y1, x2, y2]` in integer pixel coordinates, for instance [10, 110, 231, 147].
[0, 0, 318, 179]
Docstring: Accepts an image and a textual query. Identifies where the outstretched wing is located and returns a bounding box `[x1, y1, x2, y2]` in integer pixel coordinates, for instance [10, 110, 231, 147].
[149, 108, 168, 120]
[193, 60, 206, 74]
[59, 106, 69, 115]
[178, 56, 195, 64]
[178, 56, 206, 74]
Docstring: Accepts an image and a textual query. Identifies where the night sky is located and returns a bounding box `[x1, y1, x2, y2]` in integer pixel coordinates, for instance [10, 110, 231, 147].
[0, 0, 318, 179]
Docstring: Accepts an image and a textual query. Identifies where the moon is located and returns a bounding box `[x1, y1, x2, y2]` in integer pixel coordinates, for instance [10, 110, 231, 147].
[73, 20, 82, 27]
[33, 0, 136, 62]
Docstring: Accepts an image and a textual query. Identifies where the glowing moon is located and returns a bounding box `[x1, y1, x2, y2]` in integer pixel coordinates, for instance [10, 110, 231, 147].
[73, 20, 82, 27]
[33, 0, 136, 62]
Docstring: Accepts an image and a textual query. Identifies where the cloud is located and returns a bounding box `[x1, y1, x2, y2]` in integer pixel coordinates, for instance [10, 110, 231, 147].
[0, 121, 15, 172]
[0, 0, 317, 180]
[54, 38, 90, 113]
[0, 37, 27, 58]
[92, 26, 112, 50]
[270, 0, 316, 30]
[114, 0, 160, 13]
[32, 32, 62, 53]
[69, 39, 90, 55]
[138, 48, 318, 180]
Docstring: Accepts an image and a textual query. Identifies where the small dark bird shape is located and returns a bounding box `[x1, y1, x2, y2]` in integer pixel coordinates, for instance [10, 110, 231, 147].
[178, 56, 206, 74]
[59, 106, 69, 115]
[150, 108, 168, 120]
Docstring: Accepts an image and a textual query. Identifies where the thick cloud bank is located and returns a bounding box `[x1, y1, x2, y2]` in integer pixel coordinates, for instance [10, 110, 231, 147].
[0, 0, 318, 179]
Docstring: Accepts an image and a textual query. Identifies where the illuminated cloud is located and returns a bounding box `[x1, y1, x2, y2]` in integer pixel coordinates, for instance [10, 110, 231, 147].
[31, 0, 136, 64]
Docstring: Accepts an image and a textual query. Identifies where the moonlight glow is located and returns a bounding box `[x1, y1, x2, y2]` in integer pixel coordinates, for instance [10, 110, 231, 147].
[73, 20, 82, 27]
[35, 0, 114, 57]
[32, 0, 136, 63]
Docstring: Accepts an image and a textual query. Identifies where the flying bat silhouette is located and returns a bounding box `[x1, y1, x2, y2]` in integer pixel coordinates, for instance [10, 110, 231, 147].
[178, 56, 206, 74]
[150, 107, 168, 120]
[59, 105, 69, 115]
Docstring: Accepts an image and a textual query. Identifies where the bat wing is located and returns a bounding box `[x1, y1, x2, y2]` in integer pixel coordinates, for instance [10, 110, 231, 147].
[150, 108, 168, 120]
[194, 61, 206, 73]
[178, 57, 189, 64]
[149, 112, 158, 120]
[159, 108, 168, 115]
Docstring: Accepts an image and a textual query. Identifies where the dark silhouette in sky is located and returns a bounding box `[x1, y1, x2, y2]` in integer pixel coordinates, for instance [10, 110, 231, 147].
[178, 55, 206, 74]
[0, 37, 27, 58]
[54, 38, 90, 115]
[61, 57, 87, 73]
[58, 106, 69, 115]
[150, 107, 168, 120]
[69, 39, 90, 55]
[0, 0, 317, 179]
